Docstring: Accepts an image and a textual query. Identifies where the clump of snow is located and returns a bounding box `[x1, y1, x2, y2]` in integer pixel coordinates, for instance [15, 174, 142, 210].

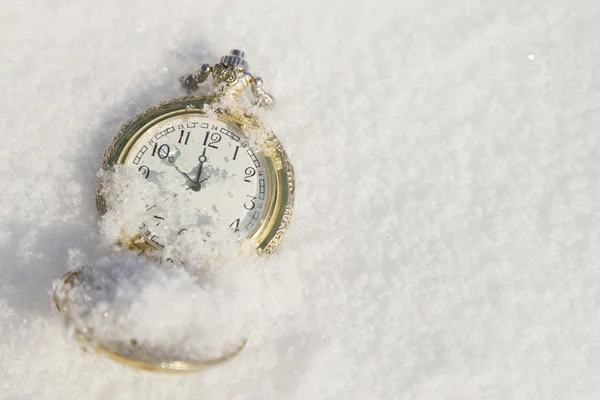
[53, 251, 250, 365]
[61, 121, 266, 367]
[98, 161, 246, 264]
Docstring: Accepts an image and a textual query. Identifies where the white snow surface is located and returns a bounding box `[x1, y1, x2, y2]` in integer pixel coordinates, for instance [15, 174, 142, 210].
[1, 0, 600, 398]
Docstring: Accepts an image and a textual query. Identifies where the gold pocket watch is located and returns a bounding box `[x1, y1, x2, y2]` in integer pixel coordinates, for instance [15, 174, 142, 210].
[53, 49, 295, 372]
[100, 49, 294, 254]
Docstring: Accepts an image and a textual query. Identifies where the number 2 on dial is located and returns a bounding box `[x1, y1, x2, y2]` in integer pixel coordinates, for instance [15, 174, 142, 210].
[244, 167, 256, 182]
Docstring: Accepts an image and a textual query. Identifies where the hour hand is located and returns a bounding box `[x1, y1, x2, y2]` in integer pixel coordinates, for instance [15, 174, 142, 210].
[173, 163, 195, 186]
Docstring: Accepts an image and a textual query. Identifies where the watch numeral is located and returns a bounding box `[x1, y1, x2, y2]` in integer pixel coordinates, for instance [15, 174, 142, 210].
[232, 146, 240, 160]
[244, 167, 256, 182]
[138, 165, 150, 179]
[230, 218, 240, 232]
[153, 215, 164, 226]
[244, 195, 257, 210]
[203, 132, 222, 149]
[152, 143, 170, 159]
[178, 130, 191, 145]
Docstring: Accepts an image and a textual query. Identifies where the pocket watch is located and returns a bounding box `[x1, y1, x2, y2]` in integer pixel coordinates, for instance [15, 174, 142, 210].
[99, 49, 294, 255]
[53, 49, 295, 372]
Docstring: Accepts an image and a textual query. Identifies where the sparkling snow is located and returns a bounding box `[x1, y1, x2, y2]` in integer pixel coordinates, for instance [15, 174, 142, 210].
[1, 0, 600, 398]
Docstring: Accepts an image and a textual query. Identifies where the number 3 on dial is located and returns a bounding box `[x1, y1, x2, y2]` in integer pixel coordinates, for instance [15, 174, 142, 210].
[244, 195, 256, 210]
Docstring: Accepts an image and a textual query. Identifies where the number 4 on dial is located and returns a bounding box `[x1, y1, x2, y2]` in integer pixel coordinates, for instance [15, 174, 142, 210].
[230, 218, 240, 232]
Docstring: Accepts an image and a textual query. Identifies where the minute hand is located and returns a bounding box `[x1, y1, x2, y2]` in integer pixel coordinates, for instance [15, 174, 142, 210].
[194, 148, 208, 184]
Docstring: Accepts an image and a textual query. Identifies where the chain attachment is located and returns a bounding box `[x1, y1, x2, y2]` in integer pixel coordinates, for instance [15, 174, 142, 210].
[180, 49, 276, 110]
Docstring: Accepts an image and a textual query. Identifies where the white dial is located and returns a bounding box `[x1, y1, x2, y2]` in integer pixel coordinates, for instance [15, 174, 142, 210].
[124, 114, 269, 249]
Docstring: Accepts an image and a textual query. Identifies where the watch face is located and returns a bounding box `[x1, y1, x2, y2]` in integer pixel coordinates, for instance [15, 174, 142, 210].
[121, 113, 270, 249]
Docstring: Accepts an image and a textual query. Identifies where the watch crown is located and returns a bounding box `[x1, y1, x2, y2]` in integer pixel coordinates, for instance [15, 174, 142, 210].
[220, 49, 249, 71]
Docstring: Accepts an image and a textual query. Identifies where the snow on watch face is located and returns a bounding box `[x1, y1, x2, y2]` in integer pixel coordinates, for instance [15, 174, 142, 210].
[123, 114, 269, 249]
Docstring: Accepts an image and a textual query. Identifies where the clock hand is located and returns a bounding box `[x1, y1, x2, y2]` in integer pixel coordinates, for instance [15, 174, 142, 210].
[187, 177, 209, 192]
[172, 163, 196, 186]
[194, 148, 208, 185]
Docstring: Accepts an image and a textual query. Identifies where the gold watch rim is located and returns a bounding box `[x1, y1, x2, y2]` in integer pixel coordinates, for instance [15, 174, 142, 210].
[53, 269, 248, 373]
[97, 95, 295, 254]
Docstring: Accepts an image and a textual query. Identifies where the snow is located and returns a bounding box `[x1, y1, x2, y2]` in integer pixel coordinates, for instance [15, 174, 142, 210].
[1, 0, 600, 398]
[53, 252, 252, 365]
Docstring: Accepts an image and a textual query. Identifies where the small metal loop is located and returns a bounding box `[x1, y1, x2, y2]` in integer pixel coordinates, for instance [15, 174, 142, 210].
[180, 64, 213, 92]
